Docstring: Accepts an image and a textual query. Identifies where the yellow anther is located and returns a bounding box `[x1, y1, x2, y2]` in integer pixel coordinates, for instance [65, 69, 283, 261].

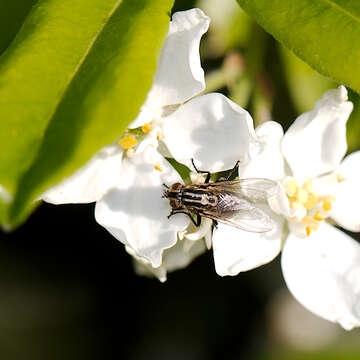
[141, 123, 151, 133]
[323, 201, 332, 212]
[118, 135, 137, 150]
[154, 164, 162, 172]
[303, 178, 314, 193]
[306, 226, 312, 237]
[296, 188, 308, 204]
[323, 195, 335, 202]
[305, 222, 319, 236]
[157, 131, 164, 141]
[301, 216, 314, 225]
[289, 197, 302, 209]
[337, 174, 346, 183]
[303, 193, 318, 210]
[283, 178, 298, 197]
[313, 210, 324, 222]
[322, 195, 335, 212]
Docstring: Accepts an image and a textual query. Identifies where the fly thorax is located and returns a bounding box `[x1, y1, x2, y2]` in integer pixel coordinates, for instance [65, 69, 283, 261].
[166, 183, 184, 208]
[282, 176, 342, 237]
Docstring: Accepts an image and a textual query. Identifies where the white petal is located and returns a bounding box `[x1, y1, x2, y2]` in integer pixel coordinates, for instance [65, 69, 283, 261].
[144, 8, 209, 111]
[95, 147, 189, 267]
[212, 213, 284, 276]
[240, 120, 285, 179]
[331, 151, 360, 232]
[132, 237, 206, 282]
[282, 86, 353, 178]
[184, 217, 212, 241]
[41, 144, 123, 204]
[268, 183, 295, 218]
[163, 93, 257, 173]
[128, 106, 154, 129]
[282, 223, 360, 330]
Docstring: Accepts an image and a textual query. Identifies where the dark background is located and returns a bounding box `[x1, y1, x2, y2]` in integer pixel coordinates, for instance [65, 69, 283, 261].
[0, 202, 284, 360]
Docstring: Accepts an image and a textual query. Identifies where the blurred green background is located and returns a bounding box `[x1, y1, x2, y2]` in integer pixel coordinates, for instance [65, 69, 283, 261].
[0, 0, 359, 359]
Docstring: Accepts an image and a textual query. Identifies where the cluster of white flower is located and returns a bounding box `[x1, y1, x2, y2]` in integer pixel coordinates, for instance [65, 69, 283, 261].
[42, 9, 360, 330]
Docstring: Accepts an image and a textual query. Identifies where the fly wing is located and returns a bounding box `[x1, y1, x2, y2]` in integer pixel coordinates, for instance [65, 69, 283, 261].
[202, 198, 275, 233]
[211, 178, 279, 202]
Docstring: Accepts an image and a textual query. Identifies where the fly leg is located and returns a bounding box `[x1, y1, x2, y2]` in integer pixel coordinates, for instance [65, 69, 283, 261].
[218, 160, 240, 182]
[168, 209, 201, 227]
[212, 219, 218, 229]
[225, 160, 240, 180]
[191, 159, 211, 183]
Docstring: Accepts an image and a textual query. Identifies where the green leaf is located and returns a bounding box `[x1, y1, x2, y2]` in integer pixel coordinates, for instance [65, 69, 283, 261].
[346, 90, 360, 153]
[236, 0, 360, 94]
[0, 0, 38, 55]
[0, 0, 173, 227]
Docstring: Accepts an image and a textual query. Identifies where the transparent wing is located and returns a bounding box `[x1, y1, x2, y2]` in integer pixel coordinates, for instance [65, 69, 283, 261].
[202, 199, 275, 233]
[211, 178, 279, 202]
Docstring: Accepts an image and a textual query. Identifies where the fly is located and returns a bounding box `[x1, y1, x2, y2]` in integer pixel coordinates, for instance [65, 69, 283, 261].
[162, 159, 278, 233]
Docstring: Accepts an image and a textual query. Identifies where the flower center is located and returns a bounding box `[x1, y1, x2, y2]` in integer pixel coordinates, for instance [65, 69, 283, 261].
[118, 123, 156, 157]
[283, 177, 336, 237]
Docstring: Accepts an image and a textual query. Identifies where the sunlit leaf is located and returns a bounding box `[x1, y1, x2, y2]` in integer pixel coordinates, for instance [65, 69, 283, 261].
[236, 0, 360, 94]
[0, 0, 173, 227]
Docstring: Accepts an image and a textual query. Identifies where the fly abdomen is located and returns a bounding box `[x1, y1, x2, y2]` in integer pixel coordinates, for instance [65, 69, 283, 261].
[181, 189, 218, 209]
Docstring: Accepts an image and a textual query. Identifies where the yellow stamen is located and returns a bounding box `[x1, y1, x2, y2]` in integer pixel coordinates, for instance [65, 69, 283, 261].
[303, 178, 314, 193]
[337, 174, 346, 183]
[303, 193, 318, 209]
[313, 210, 324, 221]
[157, 131, 164, 141]
[289, 198, 302, 209]
[154, 164, 162, 172]
[305, 222, 319, 237]
[118, 135, 137, 150]
[301, 216, 314, 225]
[306, 226, 312, 237]
[283, 178, 298, 197]
[296, 188, 308, 204]
[323, 195, 336, 202]
[141, 123, 151, 133]
[323, 201, 332, 212]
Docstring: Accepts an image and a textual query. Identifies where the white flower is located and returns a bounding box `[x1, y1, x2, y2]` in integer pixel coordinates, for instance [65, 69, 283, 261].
[42, 9, 259, 276]
[213, 85, 360, 330]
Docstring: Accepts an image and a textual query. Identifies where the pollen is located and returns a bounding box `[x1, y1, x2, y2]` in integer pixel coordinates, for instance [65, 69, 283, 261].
[141, 123, 151, 133]
[303, 178, 314, 193]
[313, 210, 324, 221]
[322, 201, 332, 212]
[337, 174, 346, 183]
[289, 197, 301, 209]
[284, 176, 335, 238]
[305, 226, 312, 237]
[304, 192, 318, 209]
[118, 135, 137, 150]
[154, 164, 162, 172]
[296, 188, 308, 204]
[157, 131, 164, 141]
[305, 222, 319, 237]
[283, 177, 298, 197]
[301, 216, 314, 225]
